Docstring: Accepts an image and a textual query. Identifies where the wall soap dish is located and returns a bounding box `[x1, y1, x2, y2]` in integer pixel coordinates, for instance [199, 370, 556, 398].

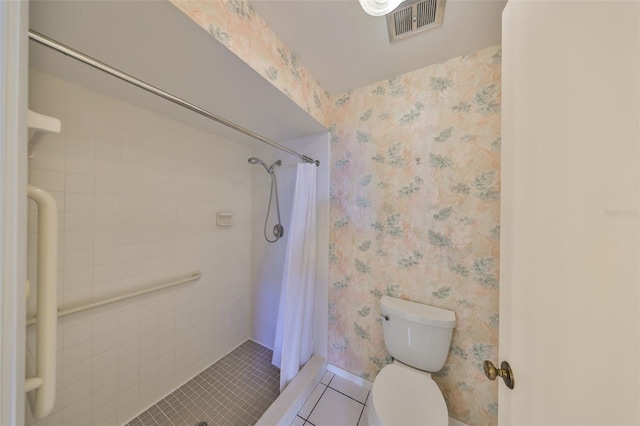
[216, 212, 234, 227]
[28, 109, 61, 158]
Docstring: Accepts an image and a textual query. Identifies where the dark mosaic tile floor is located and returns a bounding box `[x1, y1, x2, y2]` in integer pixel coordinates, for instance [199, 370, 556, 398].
[127, 340, 280, 426]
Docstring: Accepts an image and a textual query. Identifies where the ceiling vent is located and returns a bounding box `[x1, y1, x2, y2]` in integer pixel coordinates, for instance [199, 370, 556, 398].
[386, 0, 445, 42]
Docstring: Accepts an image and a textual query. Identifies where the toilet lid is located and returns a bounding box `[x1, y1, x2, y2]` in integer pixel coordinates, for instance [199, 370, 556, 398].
[370, 364, 448, 426]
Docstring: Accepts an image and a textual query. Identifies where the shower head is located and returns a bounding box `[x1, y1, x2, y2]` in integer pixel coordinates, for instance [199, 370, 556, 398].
[248, 157, 281, 174]
[269, 160, 282, 172]
[248, 157, 270, 172]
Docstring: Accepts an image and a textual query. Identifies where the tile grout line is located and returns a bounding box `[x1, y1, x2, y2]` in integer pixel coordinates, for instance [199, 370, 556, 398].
[301, 383, 330, 422]
[300, 373, 370, 426]
[326, 383, 369, 406]
[355, 391, 370, 426]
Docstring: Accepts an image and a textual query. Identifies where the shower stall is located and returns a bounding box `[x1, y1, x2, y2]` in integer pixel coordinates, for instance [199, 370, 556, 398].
[3, 1, 329, 424]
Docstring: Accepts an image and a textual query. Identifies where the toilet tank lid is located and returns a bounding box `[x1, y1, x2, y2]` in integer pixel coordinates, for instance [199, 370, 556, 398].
[380, 296, 456, 328]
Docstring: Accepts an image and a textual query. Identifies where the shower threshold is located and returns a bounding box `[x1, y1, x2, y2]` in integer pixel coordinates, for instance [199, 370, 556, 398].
[126, 340, 280, 426]
[256, 356, 327, 425]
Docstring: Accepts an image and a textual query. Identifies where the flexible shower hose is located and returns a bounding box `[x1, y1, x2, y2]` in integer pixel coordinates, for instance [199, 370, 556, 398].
[263, 171, 284, 243]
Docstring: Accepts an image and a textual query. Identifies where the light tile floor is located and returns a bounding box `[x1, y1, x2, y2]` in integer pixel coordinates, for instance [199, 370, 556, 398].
[291, 371, 371, 426]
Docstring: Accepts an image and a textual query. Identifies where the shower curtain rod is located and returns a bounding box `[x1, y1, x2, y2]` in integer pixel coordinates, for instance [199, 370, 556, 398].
[28, 30, 320, 167]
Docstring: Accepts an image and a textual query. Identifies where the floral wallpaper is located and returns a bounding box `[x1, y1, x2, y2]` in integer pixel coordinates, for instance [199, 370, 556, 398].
[170, 0, 331, 125]
[326, 46, 502, 425]
[171, 2, 501, 424]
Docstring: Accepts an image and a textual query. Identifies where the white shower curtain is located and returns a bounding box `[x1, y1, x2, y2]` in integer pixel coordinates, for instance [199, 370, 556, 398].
[272, 163, 317, 391]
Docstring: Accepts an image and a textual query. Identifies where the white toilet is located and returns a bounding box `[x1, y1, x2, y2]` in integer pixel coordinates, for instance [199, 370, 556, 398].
[367, 295, 456, 426]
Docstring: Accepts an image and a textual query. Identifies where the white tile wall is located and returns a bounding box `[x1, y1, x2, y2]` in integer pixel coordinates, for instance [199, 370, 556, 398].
[26, 70, 253, 426]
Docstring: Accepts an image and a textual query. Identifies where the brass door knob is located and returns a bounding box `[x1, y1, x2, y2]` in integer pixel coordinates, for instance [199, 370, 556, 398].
[483, 360, 515, 389]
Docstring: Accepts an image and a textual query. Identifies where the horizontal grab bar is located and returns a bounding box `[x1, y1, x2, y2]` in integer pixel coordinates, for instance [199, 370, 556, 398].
[27, 271, 201, 326]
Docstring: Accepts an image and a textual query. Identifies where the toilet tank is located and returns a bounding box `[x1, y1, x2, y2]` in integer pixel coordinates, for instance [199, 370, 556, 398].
[380, 295, 456, 372]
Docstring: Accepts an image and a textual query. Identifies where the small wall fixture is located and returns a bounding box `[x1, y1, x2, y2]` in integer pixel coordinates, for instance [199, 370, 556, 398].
[359, 0, 406, 16]
[216, 212, 234, 227]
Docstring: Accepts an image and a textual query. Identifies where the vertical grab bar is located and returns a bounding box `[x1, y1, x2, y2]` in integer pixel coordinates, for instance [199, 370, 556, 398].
[26, 185, 57, 420]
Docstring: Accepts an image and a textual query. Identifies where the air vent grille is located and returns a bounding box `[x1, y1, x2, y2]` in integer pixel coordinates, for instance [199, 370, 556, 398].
[394, 7, 413, 36]
[387, 0, 445, 42]
[416, 0, 437, 28]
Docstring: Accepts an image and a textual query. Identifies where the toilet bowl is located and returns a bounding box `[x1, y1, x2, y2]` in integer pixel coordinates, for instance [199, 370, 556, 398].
[367, 363, 448, 425]
[368, 296, 455, 426]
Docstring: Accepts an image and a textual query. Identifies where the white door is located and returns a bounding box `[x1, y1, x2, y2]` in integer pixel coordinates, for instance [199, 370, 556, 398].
[500, 1, 639, 424]
[0, 0, 29, 425]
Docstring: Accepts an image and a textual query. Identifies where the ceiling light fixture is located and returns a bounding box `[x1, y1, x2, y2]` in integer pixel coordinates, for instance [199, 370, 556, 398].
[359, 0, 405, 16]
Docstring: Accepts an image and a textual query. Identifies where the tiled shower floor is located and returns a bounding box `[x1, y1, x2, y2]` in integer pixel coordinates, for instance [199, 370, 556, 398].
[126, 340, 280, 426]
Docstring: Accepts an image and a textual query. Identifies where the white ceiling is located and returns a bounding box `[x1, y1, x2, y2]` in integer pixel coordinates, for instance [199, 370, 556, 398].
[250, 0, 507, 95]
